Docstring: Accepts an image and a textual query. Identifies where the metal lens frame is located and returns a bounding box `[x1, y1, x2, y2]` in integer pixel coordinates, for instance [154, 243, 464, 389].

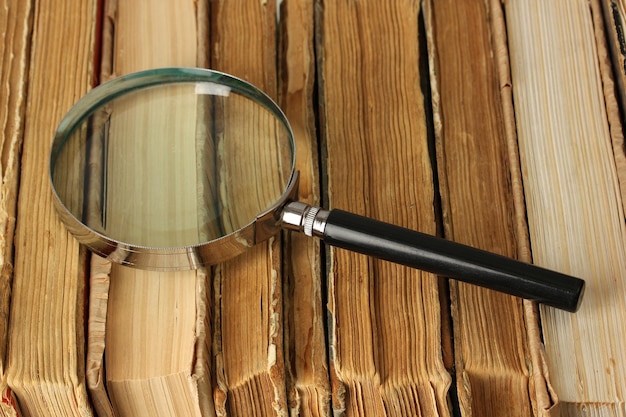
[50, 67, 298, 270]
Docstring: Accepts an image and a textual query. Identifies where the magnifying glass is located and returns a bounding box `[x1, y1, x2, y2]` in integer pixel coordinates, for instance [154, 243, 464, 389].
[49, 67, 585, 312]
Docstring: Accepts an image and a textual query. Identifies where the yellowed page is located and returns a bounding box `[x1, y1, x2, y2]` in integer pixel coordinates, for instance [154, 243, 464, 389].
[425, 0, 534, 414]
[5, 1, 98, 415]
[319, 1, 451, 415]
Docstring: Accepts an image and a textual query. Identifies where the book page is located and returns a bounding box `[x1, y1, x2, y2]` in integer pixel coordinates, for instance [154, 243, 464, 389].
[100, 1, 214, 416]
[5, 1, 98, 415]
[506, 0, 626, 413]
[318, 1, 451, 414]
[425, 0, 533, 414]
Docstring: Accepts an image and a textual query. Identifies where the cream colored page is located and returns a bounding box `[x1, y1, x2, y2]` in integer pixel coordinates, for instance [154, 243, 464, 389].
[102, 1, 212, 417]
[506, 0, 626, 406]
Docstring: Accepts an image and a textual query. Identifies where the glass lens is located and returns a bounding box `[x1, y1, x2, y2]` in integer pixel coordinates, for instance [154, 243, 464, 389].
[51, 70, 294, 248]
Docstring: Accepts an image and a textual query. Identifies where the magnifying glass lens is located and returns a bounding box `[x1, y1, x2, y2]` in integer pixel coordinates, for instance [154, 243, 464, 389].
[51, 72, 294, 249]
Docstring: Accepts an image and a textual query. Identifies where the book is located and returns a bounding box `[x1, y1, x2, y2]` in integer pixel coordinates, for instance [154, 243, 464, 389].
[4, 0, 99, 415]
[278, 0, 331, 415]
[316, 1, 452, 414]
[505, 0, 626, 414]
[209, 1, 290, 415]
[424, 0, 535, 415]
[92, 0, 215, 416]
[600, 0, 626, 217]
[0, 1, 32, 415]
[487, 0, 558, 412]
[106, 267, 212, 416]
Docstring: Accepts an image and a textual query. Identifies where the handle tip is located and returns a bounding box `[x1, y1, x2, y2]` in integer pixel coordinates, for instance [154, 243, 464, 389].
[543, 277, 585, 313]
[569, 278, 586, 313]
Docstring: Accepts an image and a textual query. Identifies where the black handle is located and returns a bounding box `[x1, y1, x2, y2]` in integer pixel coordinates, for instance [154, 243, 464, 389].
[322, 209, 585, 312]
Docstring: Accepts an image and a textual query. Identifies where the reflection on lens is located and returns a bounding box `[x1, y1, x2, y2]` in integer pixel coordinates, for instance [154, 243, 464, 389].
[51, 71, 294, 249]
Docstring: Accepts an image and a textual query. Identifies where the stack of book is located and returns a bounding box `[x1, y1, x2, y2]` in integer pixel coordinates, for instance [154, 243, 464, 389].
[0, 0, 623, 416]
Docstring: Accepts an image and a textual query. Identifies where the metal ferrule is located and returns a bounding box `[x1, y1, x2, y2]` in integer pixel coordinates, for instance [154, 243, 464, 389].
[281, 202, 329, 237]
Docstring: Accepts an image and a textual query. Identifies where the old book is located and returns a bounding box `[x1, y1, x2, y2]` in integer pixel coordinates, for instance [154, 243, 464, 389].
[506, 0, 626, 415]
[488, 0, 557, 412]
[209, 1, 289, 415]
[600, 0, 626, 217]
[425, 0, 534, 415]
[317, 1, 451, 415]
[0, 1, 32, 415]
[4, 0, 99, 416]
[278, 1, 331, 415]
[94, 0, 215, 416]
[106, 267, 212, 416]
